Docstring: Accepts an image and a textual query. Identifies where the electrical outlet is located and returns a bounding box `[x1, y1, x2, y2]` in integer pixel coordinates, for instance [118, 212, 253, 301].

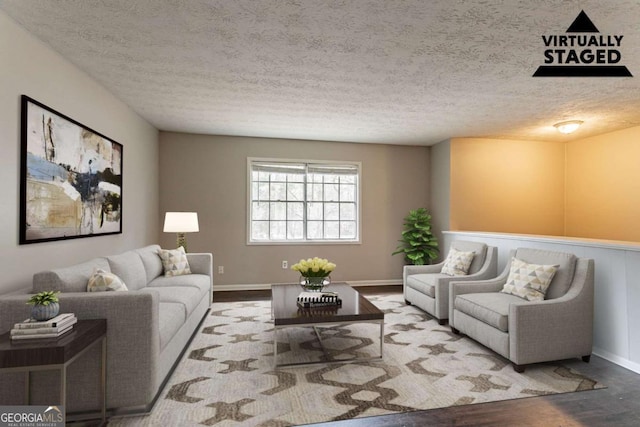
[281, 260, 288, 269]
[218, 266, 224, 274]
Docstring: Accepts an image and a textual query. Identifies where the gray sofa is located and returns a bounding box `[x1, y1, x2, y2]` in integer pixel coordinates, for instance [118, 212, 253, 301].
[0, 244, 212, 415]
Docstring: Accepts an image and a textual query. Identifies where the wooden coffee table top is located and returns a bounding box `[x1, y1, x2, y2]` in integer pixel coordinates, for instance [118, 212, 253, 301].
[271, 282, 384, 326]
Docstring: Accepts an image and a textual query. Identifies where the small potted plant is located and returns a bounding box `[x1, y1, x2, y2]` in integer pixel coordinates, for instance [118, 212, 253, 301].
[27, 290, 60, 321]
[392, 208, 439, 265]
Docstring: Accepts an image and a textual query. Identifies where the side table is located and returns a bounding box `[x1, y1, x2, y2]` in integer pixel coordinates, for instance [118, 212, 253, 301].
[0, 319, 107, 424]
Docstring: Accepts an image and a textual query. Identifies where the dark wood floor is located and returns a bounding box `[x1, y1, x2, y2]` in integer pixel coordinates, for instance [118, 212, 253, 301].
[214, 285, 640, 427]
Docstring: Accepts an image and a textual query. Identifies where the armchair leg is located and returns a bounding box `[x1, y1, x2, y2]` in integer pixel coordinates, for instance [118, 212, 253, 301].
[437, 319, 447, 325]
[512, 363, 525, 373]
[582, 355, 591, 363]
[405, 300, 412, 305]
[451, 327, 460, 335]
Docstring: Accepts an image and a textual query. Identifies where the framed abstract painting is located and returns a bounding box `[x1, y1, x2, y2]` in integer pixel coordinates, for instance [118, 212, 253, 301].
[19, 95, 123, 244]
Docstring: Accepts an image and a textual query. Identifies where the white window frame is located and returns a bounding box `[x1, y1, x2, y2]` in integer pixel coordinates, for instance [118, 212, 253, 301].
[247, 157, 362, 245]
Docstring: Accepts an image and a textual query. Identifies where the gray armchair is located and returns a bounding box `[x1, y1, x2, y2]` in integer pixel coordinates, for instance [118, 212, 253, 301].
[449, 248, 594, 373]
[403, 241, 497, 324]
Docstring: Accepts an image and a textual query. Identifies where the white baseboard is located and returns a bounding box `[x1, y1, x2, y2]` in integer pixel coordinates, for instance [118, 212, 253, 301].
[214, 279, 402, 292]
[593, 347, 640, 375]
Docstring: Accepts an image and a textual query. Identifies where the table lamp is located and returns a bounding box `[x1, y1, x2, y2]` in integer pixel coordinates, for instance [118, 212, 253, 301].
[163, 212, 199, 252]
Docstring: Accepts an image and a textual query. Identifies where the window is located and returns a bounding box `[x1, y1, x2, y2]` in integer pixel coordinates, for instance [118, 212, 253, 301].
[248, 158, 360, 244]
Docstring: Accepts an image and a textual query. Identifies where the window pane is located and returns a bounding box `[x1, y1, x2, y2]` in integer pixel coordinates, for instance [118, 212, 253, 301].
[287, 173, 304, 183]
[340, 184, 355, 202]
[252, 202, 269, 220]
[270, 183, 286, 200]
[272, 172, 286, 182]
[252, 221, 269, 240]
[307, 221, 323, 239]
[324, 183, 339, 201]
[308, 202, 323, 220]
[340, 203, 355, 220]
[287, 202, 304, 220]
[308, 183, 323, 201]
[324, 174, 339, 184]
[270, 221, 286, 240]
[340, 221, 356, 238]
[325, 221, 339, 239]
[310, 174, 323, 183]
[325, 203, 339, 220]
[258, 183, 270, 200]
[287, 183, 304, 201]
[340, 175, 355, 184]
[270, 202, 286, 220]
[287, 221, 304, 239]
[258, 171, 270, 181]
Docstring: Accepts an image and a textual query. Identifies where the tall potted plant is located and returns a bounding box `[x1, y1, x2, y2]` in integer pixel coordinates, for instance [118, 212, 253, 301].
[392, 208, 439, 265]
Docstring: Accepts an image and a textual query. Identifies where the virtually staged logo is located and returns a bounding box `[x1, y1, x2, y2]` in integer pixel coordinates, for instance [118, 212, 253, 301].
[533, 10, 632, 77]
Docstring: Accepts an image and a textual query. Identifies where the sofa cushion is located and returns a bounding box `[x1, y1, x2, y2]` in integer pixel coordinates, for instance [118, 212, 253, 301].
[513, 248, 576, 299]
[455, 292, 524, 332]
[158, 302, 186, 350]
[33, 258, 111, 293]
[158, 247, 192, 277]
[87, 269, 128, 292]
[106, 251, 147, 290]
[148, 274, 211, 295]
[140, 286, 204, 318]
[405, 274, 450, 298]
[441, 247, 475, 276]
[501, 257, 558, 301]
[136, 245, 164, 283]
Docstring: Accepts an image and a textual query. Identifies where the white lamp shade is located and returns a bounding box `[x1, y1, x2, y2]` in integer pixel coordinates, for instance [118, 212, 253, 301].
[163, 212, 199, 233]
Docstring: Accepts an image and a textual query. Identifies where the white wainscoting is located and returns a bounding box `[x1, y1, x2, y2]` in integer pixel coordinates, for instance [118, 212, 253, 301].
[443, 231, 640, 374]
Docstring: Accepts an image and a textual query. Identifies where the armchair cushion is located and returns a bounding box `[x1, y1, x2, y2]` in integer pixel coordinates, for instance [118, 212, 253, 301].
[501, 257, 559, 301]
[455, 292, 524, 332]
[512, 248, 576, 299]
[441, 247, 475, 276]
[406, 273, 450, 297]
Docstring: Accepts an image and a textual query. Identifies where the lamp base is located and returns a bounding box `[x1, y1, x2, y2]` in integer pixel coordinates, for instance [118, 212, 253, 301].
[176, 233, 188, 253]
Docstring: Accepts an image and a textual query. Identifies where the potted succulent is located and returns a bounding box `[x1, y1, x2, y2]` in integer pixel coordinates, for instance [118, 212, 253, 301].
[27, 290, 60, 321]
[392, 208, 439, 265]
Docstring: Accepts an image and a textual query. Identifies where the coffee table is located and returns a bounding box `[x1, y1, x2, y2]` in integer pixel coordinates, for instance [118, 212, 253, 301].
[271, 282, 384, 367]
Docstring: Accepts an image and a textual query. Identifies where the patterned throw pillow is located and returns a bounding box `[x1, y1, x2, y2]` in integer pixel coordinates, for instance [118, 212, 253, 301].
[501, 257, 559, 301]
[158, 246, 192, 277]
[441, 248, 475, 276]
[87, 269, 128, 292]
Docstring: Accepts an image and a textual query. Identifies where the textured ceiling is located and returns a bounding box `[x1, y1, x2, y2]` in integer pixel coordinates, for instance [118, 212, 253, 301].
[1, 0, 640, 145]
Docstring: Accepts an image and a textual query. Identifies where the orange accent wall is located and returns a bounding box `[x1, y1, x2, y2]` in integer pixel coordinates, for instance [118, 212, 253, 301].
[565, 127, 640, 242]
[450, 137, 565, 235]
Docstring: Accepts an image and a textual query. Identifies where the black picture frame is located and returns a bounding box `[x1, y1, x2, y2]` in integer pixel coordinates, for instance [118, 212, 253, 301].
[20, 95, 123, 244]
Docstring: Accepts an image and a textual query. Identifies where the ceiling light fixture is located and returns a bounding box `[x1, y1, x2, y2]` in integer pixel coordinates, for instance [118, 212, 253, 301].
[554, 120, 583, 134]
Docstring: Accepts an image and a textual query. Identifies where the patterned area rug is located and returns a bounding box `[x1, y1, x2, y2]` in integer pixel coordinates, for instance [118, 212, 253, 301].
[110, 293, 603, 426]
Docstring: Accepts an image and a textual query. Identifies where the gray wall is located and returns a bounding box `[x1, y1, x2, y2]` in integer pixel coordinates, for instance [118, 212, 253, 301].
[0, 11, 159, 293]
[429, 139, 450, 260]
[159, 132, 430, 288]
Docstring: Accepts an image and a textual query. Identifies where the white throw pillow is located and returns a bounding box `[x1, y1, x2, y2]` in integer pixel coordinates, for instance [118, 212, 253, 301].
[501, 257, 559, 301]
[87, 269, 128, 292]
[158, 246, 192, 277]
[441, 247, 475, 276]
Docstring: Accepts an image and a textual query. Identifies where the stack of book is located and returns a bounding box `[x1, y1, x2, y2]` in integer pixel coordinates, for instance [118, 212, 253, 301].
[297, 291, 342, 308]
[10, 313, 77, 341]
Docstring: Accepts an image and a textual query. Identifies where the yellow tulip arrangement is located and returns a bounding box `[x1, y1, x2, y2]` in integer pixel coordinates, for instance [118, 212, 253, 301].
[291, 257, 336, 278]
